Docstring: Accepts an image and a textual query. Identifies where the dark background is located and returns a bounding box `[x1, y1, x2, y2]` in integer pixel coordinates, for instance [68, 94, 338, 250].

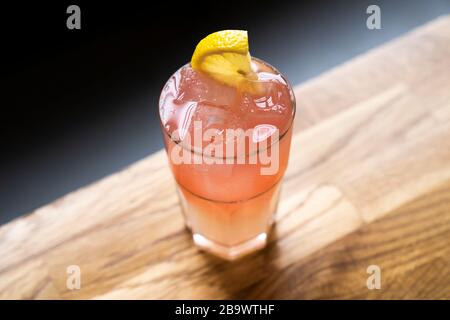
[1, 0, 449, 224]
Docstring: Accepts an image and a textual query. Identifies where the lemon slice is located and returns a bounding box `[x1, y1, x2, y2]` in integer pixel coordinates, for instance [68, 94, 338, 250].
[191, 30, 257, 88]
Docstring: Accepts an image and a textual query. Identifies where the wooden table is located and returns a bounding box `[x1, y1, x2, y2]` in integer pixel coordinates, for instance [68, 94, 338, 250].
[1, 16, 449, 300]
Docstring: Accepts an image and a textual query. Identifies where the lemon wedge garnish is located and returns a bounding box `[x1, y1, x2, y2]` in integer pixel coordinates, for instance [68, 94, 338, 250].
[191, 30, 257, 88]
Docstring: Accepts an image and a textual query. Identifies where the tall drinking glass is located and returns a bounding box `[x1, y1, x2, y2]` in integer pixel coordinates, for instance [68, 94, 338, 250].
[159, 57, 295, 260]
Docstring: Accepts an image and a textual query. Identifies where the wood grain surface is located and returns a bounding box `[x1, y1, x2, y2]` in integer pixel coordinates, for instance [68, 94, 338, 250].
[1, 16, 449, 299]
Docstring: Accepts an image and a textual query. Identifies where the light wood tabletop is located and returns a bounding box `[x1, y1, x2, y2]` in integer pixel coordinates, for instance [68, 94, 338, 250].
[1, 16, 449, 299]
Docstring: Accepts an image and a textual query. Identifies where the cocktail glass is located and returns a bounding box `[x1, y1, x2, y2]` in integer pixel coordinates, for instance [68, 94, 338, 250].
[159, 57, 295, 260]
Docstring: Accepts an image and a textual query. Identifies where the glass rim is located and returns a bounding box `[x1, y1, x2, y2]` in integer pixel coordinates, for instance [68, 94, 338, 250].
[158, 56, 297, 160]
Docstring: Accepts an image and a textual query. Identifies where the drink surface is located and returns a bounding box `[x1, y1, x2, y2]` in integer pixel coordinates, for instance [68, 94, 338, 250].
[159, 59, 294, 148]
[159, 58, 295, 203]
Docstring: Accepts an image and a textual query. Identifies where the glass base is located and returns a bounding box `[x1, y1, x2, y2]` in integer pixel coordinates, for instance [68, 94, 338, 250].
[192, 232, 268, 261]
[177, 182, 280, 261]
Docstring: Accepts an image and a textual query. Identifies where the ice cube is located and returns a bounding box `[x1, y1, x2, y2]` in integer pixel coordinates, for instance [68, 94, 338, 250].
[176, 66, 237, 108]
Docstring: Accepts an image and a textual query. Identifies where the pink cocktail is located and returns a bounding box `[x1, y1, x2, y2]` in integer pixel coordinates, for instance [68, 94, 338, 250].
[159, 57, 295, 260]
